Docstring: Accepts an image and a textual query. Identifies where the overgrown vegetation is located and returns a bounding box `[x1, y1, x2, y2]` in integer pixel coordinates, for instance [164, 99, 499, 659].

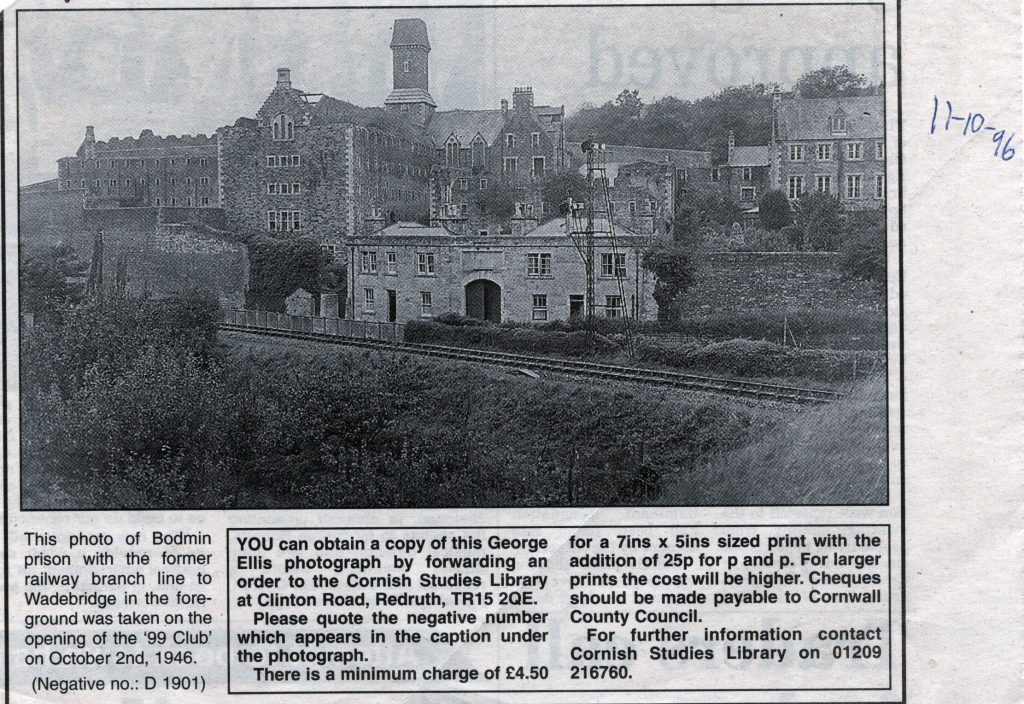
[21, 296, 765, 509]
[637, 338, 883, 383]
[406, 316, 619, 357]
[246, 236, 341, 311]
[642, 240, 696, 321]
[659, 376, 887, 505]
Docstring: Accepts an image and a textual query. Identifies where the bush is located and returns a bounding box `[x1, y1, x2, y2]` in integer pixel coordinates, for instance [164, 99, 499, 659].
[759, 189, 792, 231]
[637, 337, 883, 382]
[840, 210, 886, 286]
[405, 320, 620, 357]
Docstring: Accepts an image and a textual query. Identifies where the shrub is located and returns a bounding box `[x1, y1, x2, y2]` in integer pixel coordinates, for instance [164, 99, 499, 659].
[759, 189, 792, 231]
[642, 240, 696, 321]
[840, 210, 886, 286]
[405, 320, 620, 357]
[794, 191, 844, 251]
[637, 337, 883, 382]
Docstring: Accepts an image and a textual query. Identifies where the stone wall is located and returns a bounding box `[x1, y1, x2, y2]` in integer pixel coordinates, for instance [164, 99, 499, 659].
[685, 252, 883, 314]
[81, 208, 248, 306]
[19, 187, 88, 255]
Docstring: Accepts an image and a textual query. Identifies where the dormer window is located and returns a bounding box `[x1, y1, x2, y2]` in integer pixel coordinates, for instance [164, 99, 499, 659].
[830, 112, 848, 134]
[272, 113, 294, 141]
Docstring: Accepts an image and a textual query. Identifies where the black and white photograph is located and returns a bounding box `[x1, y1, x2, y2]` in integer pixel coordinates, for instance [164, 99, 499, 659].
[17, 4, 891, 511]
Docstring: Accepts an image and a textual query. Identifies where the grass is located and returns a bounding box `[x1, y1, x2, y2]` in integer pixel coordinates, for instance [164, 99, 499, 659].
[657, 375, 888, 505]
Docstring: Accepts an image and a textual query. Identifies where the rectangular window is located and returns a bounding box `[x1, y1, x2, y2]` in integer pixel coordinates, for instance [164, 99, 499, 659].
[199, 177, 210, 186]
[458, 178, 468, 190]
[154, 197, 162, 206]
[604, 295, 623, 318]
[124, 178, 131, 187]
[740, 186, 756, 202]
[506, 134, 515, 149]
[816, 175, 832, 194]
[292, 183, 301, 194]
[185, 158, 192, 166]
[875, 141, 885, 160]
[601, 253, 627, 278]
[503, 157, 518, 174]
[108, 179, 117, 187]
[417, 252, 435, 276]
[846, 142, 863, 160]
[532, 156, 545, 178]
[817, 143, 832, 160]
[742, 167, 753, 182]
[628, 200, 637, 214]
[710, 167, 720, 182]
[360, 251, 378, 274]
[363, 288, 375, 313]
[479, 178, 488, 190]
[846, 174, 863, 198]
[420, 291, 433, 317]
[527, 252, 552, 276]
[291, 155, 301, 166]
[268, 183, 277, 195]
[93, 179, 100, 188]
[531, 294, 548, 321]
[200, 158, 208, 167]
[385, 251, 397, 275]
[187, 197, 194, 207]
[267, 210, 303, 231]
[531, 133, 541, 148]
[789, 144, 804, 161]
[875, 174, 885, 198]
[200, 197, 210, 206]
[787, 175, 804, 199]
[170, 197, 177, 206]
[155, 177, 161, 186]
[267, 156, 277, 168]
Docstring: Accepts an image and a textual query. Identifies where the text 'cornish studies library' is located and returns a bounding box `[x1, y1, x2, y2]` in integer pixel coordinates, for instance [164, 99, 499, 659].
[228, 525, 892, 693]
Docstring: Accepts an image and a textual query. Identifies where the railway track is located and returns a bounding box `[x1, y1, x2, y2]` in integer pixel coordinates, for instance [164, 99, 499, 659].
[219, 323, 842, 405]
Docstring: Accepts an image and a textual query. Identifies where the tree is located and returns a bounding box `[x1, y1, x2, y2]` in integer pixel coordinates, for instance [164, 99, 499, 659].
[674, 184, 744, 239]
[614, 89, 643, 118]
[794, 65, 872, 98]
[642, 240, 695, 321]
[539, 170, 588, 218]
[19, 245, 87, 316]
[246, 236, 332, 311]
[839, 210, 886, 286]
[473, 180, 519, 224]
[758, 190, 792, 231]
[793, 191, 844, 251]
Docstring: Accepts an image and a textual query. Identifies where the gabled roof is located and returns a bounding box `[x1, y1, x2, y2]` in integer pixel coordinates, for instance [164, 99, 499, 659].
[310, 96, 430, 142]
[567, 142, 711, 168]
[427, 110, 506, 146]
[727, 145, 771, 167]
[391, 19, 430, 49]
[777, 96, 883, 140]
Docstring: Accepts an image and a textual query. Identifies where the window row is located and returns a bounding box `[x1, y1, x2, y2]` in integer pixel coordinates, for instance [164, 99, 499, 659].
[355, 156, 429, 179]
[787, 174, 886, 199]
[76, 157, 211, 170]
[361, 128, 431, 155]
[84, 176, 211, 188]
[267, 210, 303, 232]
[267, 182, 301, 195]
[788, 141, 884, 162]
[532, 294, 625, 320]
[153, 196, 212, 207]
[359, 251, 435, 276]
[502, 156, 547, 177]
[363, 289, 434, 317]
[266, 155, 302, 168]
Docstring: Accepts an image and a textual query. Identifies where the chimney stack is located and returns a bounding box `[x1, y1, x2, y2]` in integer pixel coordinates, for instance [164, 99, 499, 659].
[512, 86, 534, 112]
[728, 130, 735, 160]
[277, 68, 292, 89]
[500, 99, 508, 115]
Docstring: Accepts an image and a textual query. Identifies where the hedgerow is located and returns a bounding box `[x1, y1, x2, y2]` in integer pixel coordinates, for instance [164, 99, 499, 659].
[405, 319, 620, 357]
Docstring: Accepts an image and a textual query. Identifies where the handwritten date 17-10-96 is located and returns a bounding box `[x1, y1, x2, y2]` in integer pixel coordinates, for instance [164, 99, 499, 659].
[931, 96, 1016, 161]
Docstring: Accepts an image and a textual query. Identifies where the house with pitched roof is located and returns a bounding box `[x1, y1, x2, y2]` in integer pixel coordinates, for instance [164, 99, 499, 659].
[771, 89, 885, 210]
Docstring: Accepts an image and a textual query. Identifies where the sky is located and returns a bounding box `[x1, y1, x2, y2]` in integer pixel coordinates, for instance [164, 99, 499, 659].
[17, 5, 884, 184]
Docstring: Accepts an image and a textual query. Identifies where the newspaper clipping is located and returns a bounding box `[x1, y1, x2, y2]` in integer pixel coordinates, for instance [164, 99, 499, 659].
[3, 0, 1019, 702]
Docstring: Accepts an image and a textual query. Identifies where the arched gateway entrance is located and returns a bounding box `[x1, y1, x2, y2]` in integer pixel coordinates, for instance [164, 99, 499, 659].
[465, 279, 501, 323]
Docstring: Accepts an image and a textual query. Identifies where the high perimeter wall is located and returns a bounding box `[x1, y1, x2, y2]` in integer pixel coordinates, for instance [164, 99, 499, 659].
[685, 252, 883, 314]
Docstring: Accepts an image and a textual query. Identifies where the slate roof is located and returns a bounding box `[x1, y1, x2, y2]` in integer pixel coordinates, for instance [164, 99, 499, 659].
[391, 19, 430, 49]
[383, 88, 436, 108]
[427, 110, 506, 146]
[310, 96, 430, 142]
[777, 96, 883, 141]
[727, 145, 771, 167]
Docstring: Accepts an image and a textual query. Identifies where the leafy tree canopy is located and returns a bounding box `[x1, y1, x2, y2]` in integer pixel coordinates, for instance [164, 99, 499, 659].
[642, 240, 696, 321]
[540, 170, 588, 218]
[20, 245, 87, 317]
[839, 210, 886, 286]
[759, 190, 792, 231]
[793, 65, 879, 98]
[473, 180, 520, 223]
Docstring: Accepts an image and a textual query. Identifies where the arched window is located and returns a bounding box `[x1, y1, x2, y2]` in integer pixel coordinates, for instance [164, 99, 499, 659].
[472, 137, 485, 167]
[272, 113, 294, 141]
[445, 138, 460, 166]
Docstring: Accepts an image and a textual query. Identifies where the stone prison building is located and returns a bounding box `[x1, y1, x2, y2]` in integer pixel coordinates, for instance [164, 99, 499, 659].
[21, 17, 884, 322]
